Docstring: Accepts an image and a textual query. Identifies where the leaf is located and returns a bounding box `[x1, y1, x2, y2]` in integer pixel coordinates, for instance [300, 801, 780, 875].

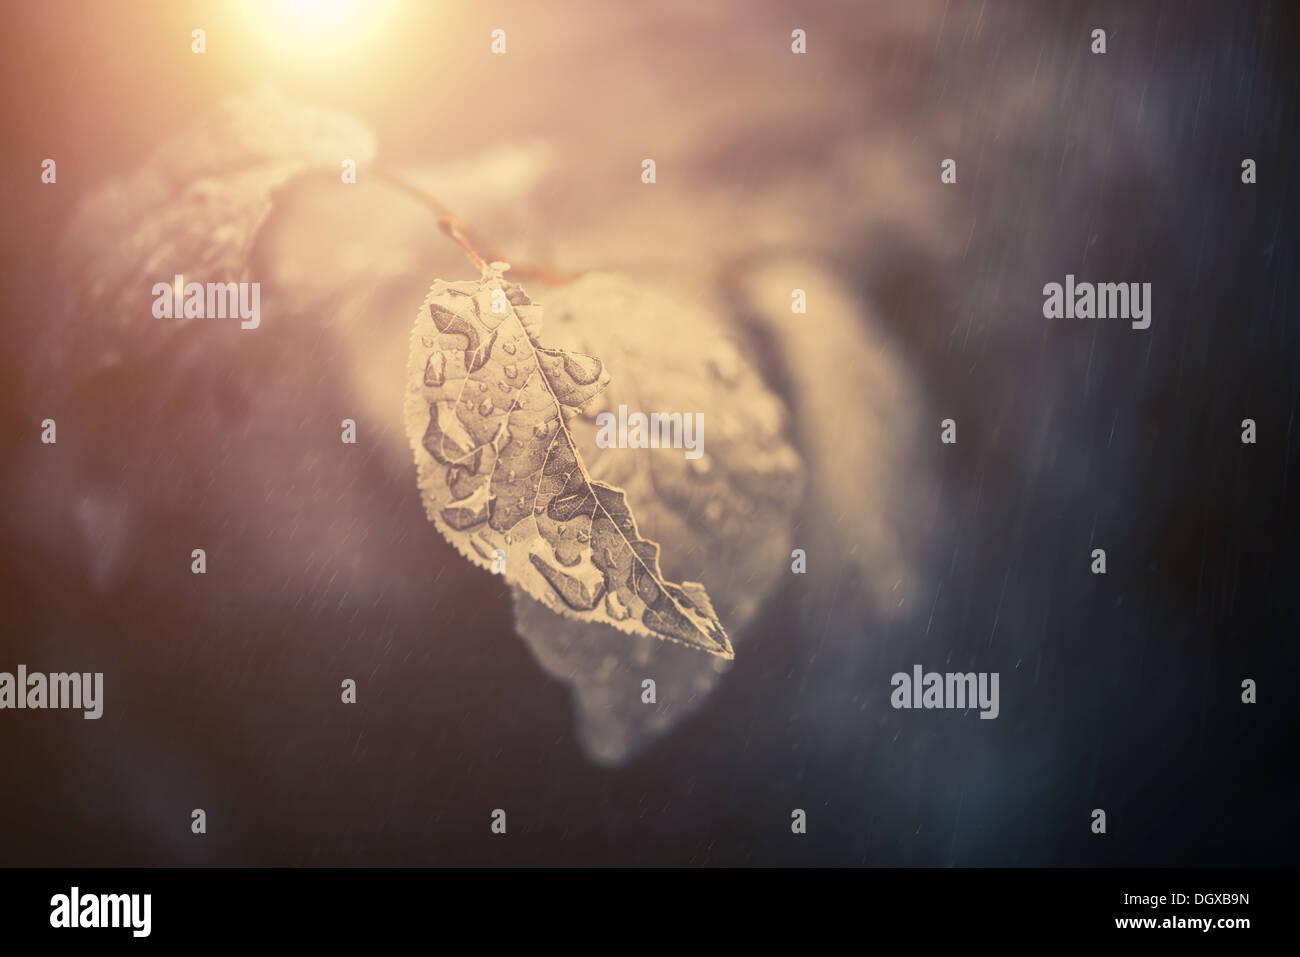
[33, 86, 376, 402]
[505, 272, 805, 763]
[404, 263, 734, 659]
[524, 274, 805, 625]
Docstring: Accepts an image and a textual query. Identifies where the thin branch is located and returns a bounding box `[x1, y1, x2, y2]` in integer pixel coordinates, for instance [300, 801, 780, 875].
[371, 167, 486, 271]
[371, 167, 584, 284]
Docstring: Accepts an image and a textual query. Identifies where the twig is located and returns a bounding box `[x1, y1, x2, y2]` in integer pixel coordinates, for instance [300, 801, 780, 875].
[371, 167, 584, 284]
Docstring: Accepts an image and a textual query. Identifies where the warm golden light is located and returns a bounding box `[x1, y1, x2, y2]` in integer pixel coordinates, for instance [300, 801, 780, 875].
[240, 0, 395, 63]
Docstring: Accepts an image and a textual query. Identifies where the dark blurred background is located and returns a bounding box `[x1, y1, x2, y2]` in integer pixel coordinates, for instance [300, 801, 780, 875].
[1, 0, 1297, 865]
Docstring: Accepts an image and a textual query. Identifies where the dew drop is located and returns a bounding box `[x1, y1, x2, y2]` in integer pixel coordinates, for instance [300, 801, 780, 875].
[423, 352, 446, 387]
[501, 340, 517, 355]
[504, 363, 518, 379]
[479, 396, 494, 416]
[529, 553, 605, 612]
[498, 380, 511, 393]
[605, 591, 630, 621]
[562, 352, 603, 385]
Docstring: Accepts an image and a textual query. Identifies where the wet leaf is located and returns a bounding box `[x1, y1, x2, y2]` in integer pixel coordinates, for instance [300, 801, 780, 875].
[506, 272, 805, 763]
[405, 263, 734, 659]
[34, 86, 376, 400]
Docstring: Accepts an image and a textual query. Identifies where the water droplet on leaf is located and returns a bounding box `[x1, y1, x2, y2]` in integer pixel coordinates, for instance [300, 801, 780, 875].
[423, 352, 446, 387]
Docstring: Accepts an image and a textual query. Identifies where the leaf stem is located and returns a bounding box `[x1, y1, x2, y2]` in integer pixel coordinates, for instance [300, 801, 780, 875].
[371, 166, 584, 284]
[371, 167, 488, 272]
